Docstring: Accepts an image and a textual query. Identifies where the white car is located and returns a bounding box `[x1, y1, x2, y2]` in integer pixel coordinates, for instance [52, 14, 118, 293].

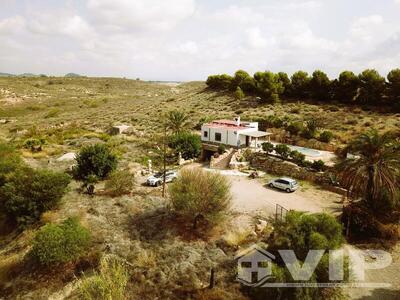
[268, 177, 299, 193]
[146, 170, 177, 186]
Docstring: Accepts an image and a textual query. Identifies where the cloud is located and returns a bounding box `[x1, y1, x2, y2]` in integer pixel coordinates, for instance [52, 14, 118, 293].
[0, 15, 25, 34]
[0, 0, 399, 80]
[245, 28, 270, 49]
[87, 0, 195, 32]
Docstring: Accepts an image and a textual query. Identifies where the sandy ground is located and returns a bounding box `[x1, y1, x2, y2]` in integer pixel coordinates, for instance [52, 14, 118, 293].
[227, 175, 342, 216]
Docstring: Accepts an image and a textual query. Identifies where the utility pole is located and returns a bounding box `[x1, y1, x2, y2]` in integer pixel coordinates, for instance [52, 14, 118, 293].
[162, 124, 167, 198]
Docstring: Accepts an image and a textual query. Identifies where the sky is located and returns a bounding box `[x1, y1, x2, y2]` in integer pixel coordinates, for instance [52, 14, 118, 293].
[0, 0, 400, 81]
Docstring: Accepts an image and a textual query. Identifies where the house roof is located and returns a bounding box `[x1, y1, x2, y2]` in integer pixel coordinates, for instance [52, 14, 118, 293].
[204, 119, 249, 130]
[239, 131, 272, 138]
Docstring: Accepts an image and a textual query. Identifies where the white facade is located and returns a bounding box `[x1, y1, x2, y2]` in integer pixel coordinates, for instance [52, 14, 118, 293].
[201, 119, 270, 148]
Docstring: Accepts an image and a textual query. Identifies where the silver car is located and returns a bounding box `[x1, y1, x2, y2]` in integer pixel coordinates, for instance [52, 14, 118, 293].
[268, 177, 299, 193]
[146, 170, 177, 186]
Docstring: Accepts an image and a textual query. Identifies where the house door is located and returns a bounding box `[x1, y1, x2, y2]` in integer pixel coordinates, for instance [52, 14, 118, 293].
[245, 136, 250, 147]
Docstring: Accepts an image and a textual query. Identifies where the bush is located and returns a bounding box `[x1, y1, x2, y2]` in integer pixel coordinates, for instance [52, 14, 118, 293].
[31, 217, 91, 266]
[0, 167, 71, 226]
[23, 138, 45, 152]
[261, 142, 274, 153]
[73, 144, 118, 181]
[290, 150, 306, 164]
[311, 160, 326, 171]
[0, 142, 23, 187]
[105, 169, 135, 197]
[169, 168, 231, 229]
[286, 122, 304, 135]
[319, 131, 334, 143]
[248, 211, 345, 299]
[79, 256, 129, 300]
[218, 144, 226, 154]
[168, 132, 201, 160]
[274, 144, 291, 159]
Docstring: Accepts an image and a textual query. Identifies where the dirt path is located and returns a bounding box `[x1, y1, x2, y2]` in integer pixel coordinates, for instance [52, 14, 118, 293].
[227, 175, 342, 216]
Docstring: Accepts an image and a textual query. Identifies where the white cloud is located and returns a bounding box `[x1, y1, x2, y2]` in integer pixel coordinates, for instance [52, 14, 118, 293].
[0, 1, 399, 80]
[87, 0, 195, 32]
[0, 15, 25, 34]
[245, 28, 269, 49]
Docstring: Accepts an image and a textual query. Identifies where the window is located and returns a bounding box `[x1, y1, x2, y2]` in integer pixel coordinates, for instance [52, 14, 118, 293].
[215, 132, 222, 142]
[204, 131, 208, 138]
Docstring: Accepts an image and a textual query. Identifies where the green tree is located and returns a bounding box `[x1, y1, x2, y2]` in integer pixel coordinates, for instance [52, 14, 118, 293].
[357, 69, 385, 104]
[333, 71, 360, 103]
[254, 71, 284, 103]
[277, 72, 291, 97]
[0, 167, 71, 226]
[249, 212, 345, 299]
[234, 86, 245, 101]
[290, 150, 306, 165]
[232, 70, 251, 90]
[309, 70, 331, 101]
[290, 71, 310, 99]
[73, 144, 118, 182]
[168, 131, 201, 159]
[165, 110, 189, 134]
[335, 130, 400, 210]
[262, 141, 275, 153]
[319, 130, 334, 143]
[31, 217, 91, 266]
[386, 68, 400, 107]
[169, 168, 231, 229]
[275, 144, 291, 159]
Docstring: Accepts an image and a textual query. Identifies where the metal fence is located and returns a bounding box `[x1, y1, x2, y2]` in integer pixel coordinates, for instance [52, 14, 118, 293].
[275, 204, 288, 222]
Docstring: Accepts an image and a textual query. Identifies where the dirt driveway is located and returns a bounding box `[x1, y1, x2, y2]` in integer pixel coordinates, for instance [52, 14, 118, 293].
[227, 175, 342, 216]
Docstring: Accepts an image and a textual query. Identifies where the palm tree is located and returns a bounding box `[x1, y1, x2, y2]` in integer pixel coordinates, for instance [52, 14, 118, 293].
[165, 110, 189, 134]
[336, 130, 400, 210]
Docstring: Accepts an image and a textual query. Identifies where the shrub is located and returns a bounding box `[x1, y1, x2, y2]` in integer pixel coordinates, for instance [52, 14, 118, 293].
[319, 131, 334, 143]
[274, 144, 291, 159]
[234, 86, 245, 101]
[169, 168, 231, 229]
[0, 142, 23, 187]
[73, 144, 118, 181]
[79, 256, 129, 300]
[0, 167, 71, 226]
[168, 132, 201, 160]
[261, 142, 274, 153]
[23, 138, 45, 152]
[290, 150, 306, 164]
[31, 217, 91, 266]
[311, 160, 326, 171]
[286, 121, 304, 135]
[218, 144, 226, 154]
[248, 211, 345, 299]
[105, 169, 135, 197]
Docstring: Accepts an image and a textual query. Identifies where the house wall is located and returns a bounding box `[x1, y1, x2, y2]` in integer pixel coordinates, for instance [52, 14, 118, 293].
[201, 125, 238, 147]
[201, 124, 259, 147]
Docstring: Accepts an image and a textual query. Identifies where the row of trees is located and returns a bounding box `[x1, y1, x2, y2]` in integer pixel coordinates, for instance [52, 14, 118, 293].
[206, 69, 400, 108]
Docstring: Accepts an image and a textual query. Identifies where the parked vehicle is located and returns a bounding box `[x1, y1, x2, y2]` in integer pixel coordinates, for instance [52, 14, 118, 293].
[268, 177, 299, 192]
[146, 170, 177, 186]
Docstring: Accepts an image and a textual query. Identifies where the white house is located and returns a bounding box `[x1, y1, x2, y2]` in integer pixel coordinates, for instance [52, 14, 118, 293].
[201, 117, 272, 148]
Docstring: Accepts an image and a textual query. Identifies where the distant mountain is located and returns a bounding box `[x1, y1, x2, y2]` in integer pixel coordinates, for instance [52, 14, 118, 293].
[65, 73, 83, 77]
[18, 73, 37, 77]
[0, 72, 15, 77]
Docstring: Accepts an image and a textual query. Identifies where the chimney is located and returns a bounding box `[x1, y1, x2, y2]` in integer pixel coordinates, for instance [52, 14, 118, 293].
[235, 116, 241, 126]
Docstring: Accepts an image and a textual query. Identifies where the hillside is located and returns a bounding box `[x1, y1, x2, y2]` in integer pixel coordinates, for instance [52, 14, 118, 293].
[0, 76, 398, 148]
[0, 77, 399, 299]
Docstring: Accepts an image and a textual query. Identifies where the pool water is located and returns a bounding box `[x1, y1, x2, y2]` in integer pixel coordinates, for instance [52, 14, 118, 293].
[288, 145, 321, 157]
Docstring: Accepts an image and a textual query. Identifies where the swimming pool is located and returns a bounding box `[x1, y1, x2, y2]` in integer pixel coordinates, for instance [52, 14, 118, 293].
[288, 145, 321, 157]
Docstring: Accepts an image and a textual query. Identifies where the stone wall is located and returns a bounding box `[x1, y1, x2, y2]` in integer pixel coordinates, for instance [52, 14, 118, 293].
[210, 148, 236, 169]
[248, 153, 332, 185]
